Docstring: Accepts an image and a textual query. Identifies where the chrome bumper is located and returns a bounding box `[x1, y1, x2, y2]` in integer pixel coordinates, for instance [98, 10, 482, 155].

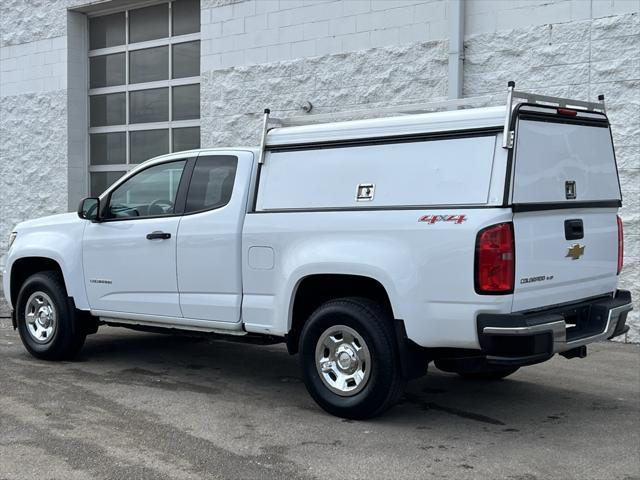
[477, 290, 633, 366]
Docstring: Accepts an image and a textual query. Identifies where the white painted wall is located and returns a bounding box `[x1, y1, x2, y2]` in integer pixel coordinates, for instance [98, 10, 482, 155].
[0, 37, 68, 97]
[198, 0, 640, 69]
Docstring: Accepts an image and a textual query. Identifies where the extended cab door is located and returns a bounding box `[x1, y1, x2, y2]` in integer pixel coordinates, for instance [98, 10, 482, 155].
[176, 152, 253, 323]
[83, 159, 190, 317]
[510, 107, 622, 311]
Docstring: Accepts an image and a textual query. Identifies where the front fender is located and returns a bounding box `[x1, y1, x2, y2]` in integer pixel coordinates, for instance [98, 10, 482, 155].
[4, 221, 88, 310]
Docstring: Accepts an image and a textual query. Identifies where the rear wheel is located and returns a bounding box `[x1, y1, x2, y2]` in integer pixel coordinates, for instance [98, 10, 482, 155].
[16, 271, 86, 360]
[299, 297, 404, 419]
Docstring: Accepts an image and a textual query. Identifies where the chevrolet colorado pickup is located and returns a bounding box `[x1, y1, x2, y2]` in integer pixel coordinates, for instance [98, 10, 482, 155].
[3, 85, 633, 418]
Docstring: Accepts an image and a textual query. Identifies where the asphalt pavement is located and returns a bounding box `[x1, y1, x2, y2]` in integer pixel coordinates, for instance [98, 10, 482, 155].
[0, 318, 638, 480]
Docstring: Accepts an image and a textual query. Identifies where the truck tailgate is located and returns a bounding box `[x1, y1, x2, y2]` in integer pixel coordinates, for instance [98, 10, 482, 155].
[512, 209, 619, 311]
[510, 108, 621, 312]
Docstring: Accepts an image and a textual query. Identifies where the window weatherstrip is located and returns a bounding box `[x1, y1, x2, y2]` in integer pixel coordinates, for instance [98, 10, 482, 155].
[511, 200, 622, 212]
[266, 127, 502, 152]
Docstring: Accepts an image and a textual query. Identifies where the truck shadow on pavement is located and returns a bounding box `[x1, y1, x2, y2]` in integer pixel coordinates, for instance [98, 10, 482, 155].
[4, 326, 638, 480]
[63, 328, 632, 429]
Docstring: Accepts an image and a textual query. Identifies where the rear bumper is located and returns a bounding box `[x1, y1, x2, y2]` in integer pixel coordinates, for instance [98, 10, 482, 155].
[476, 290, 632, 366]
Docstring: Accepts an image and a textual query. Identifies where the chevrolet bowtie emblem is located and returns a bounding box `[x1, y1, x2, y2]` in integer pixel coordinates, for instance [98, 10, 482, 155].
[566, 244, 585, 260]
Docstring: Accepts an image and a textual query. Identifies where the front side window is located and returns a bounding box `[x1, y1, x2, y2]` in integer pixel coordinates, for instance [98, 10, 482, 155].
[185, 156, 238, 213]
[106, 160, 186, 219]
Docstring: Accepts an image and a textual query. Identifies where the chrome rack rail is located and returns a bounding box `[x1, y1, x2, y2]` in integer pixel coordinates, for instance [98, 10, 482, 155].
[502, 80, 606, 148]
[258, 96, 495, 163]
[257, 109, 272, 164]
[271, 95, 495, 128]
[258, 81, 607, 161]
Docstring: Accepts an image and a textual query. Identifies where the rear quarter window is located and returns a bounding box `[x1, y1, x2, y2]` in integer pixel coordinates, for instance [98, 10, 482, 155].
[185, 156, 237, 213]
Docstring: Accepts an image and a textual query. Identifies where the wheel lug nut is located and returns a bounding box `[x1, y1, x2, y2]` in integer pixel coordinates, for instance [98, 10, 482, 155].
[321, 361, 334, 372]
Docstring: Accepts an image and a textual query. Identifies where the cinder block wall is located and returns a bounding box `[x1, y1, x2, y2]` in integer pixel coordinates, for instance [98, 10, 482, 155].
[0, 1, 71, 258]
[1, 0, 638, 341]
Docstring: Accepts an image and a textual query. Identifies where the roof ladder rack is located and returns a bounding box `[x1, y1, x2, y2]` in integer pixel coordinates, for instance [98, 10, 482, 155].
[257, 109, 272, 164]
[502, 80, 606, 149]
[268, 96, 494, 129]
[259, 82, 608, 157]
[257, 97, 494, 163]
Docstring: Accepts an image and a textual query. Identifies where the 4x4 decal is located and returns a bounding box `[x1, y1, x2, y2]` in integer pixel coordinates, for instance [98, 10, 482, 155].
[418, 214, 467, 224]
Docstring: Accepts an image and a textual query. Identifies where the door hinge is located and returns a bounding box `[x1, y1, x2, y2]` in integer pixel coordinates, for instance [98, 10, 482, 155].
[506, 130, 515, 149]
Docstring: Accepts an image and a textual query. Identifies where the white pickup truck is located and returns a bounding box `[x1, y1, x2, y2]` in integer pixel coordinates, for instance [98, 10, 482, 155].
[2, 84, 633, 418]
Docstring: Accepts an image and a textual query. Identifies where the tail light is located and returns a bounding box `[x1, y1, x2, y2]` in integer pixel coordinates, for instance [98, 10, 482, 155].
[475, 222, 515, 294]
[617, 215, 624, 275]
[557, 108, 578, 116]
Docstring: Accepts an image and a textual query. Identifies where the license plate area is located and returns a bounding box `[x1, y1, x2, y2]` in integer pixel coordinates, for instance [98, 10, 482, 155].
[563, 304, 607, 342]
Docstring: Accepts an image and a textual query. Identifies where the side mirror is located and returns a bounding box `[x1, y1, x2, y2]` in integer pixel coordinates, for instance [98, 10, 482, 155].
[78, 197, 100, 221]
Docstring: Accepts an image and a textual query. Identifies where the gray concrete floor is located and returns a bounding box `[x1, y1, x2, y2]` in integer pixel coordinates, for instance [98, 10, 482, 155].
[0, 319, 638, 480]
[0, 295, 9, 318]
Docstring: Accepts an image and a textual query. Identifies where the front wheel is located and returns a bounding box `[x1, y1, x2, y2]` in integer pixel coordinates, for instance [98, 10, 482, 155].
[16, 271, 86, 360]
[299, 297, 405, 419]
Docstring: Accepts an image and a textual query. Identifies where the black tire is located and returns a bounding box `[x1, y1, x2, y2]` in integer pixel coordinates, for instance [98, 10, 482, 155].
[457, 366, 519, 381]
[16, 271, 86, 360]
[299, 297, 405, 419]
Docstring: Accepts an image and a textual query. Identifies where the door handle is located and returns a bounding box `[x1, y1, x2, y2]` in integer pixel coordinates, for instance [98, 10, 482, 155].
[564, 219, 584, 240]
[146, 231, 171, 240]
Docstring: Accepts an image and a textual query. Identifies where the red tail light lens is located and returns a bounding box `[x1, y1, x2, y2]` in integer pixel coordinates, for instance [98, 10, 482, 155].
[617, 215, 624, 275]
[557, 108, 578, 116]
[475, 222, 515, 294]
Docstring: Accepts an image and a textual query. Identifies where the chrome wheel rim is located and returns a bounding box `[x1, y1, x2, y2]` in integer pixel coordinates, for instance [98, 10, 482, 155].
[315, 325, 371, 396]
[24, 291, 57, 344]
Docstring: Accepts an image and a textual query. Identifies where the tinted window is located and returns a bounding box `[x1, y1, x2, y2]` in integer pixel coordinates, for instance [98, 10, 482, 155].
[130, 129, 170, 164]
[91, 171, 126, 197]
[173, 127, 200, 152]
[172, 0, 200, 36]
[129, 4, 168, 43]
[89, 12, 125, 50]
[185, 156, 237, 213]
[90, 53, 125, 88]
[90, 132, 126, 165]
[172, 41, 200, 78]
[107, 160, 186, 219]
[130, 88, 169, 123]
[129, 46, 169, 84]
[172, 84, 199, 120]
[90, 93, 126, 127]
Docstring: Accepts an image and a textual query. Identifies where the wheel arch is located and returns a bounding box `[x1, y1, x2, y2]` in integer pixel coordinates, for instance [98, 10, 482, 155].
[286, 273, 395, 354]
[9, 256, 66, 308]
